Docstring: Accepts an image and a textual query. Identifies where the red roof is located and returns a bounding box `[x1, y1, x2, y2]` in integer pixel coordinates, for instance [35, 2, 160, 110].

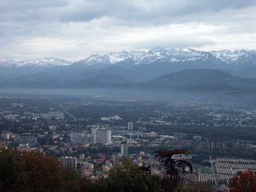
[188, 173, 197, 177]
[0, 141, 8, 148]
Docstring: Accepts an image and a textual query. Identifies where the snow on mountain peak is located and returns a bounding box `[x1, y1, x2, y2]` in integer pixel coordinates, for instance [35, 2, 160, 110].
[13, 57, 72, 67]
[2, 47, 256, 68]
[82, 47, 256, 66]
[108, 51, 134, 64]
[210, 50, 256, 63]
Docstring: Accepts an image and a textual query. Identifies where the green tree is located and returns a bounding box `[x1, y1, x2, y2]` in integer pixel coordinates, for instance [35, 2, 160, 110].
[62, 166, 93, 192]
[0, 148, 28, 191]
[97, 158, 161, 192]
[174, 182, 213, 192]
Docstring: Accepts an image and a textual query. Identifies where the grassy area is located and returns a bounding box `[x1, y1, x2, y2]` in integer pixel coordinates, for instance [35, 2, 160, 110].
[201, 167, 211, 173]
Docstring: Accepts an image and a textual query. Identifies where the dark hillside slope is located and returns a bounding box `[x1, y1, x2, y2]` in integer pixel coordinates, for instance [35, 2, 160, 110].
[139, 69, 256, 93]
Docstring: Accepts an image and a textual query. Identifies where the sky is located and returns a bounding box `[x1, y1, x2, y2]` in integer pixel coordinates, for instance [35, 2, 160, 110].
[1, 0, 256, 61]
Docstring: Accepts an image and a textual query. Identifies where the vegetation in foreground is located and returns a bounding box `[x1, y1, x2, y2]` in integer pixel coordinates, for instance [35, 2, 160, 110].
[2, 148, 252, 192]
[0, 148, 160, 192]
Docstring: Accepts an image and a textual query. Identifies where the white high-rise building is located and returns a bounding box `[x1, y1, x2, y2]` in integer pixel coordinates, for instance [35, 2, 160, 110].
[79, 154, 85, 160]
[128, 122, 133, 131]
[71, 132, 90, 144]
[71, 132, 97, 144]
[60, 156, 77, 170]
[91, 128, 98, 135]
[90, 134, 97, 144]
[96, 129, 111, 144]
[82, 162, 94, 169]
[71, 132, 84, 144]
[71, 129, 111, 145]
[1, 131, 10, 140]
[121, 143, 128, 157]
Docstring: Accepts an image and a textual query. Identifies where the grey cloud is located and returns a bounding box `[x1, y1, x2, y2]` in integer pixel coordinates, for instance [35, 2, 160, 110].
[0, 0, 67, 25]
[0, 1, 68, 43]
[0, 0, 67, 10]
[58, 1, 136, 23]
[56, 0, 256, 25]
[1, 0, 255, 29]
[0, 0, 256, 61]
[1, 0, 255, 26]
[130, 38, 217, 51]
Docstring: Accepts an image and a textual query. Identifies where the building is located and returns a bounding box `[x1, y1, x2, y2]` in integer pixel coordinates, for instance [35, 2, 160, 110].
[71, 132, 97, 144]
[79, 154, 85, 160]
[128, 122, 133, 131]
[121, 142, 128, 157]
[15, 136, 37, 147]
[81, 162, 94, 169]
[71, 129, 111, 145]
[49, 125, 57, 131]
[60, 156, 77, 170]
[41, 112, 64, 120]
[91, 128, 98, 135]
[11, 103, 23, 107]
[90, 134, 97, 144]
[96, 129, 111, 144]
[71, 132, 87, 144]
[1, 131, 10, 140]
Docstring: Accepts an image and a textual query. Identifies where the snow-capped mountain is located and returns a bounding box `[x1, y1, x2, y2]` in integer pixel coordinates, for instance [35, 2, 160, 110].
[210, 49, 256, 64]
[1, 47, 256, 70]
[0, 57, 72, 68]
[77, 47, 213, 66]
[75, 47, 256, 67]
[2, 47, 256, 94]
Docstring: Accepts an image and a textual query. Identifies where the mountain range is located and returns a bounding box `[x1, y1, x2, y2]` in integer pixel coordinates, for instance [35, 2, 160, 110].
[1, 47, 256, 71]
[1, 47, 256, 98]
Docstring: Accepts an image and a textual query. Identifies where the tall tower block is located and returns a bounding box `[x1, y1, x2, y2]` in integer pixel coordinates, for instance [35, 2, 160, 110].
[128, 122, 133, 131]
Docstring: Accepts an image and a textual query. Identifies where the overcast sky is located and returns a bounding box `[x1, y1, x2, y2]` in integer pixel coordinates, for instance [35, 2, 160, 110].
[1, 0, 256, 61]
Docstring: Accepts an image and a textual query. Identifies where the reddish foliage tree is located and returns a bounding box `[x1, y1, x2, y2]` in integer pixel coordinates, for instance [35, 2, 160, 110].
[0, 149, 94, 191]
[229, 170, 256, 192]
[22, 151, 64, 191]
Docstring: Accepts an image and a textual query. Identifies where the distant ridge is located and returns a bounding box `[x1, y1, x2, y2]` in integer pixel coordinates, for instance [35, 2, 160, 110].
[2, 68, 256, 95]
[140, 69, 256, 93]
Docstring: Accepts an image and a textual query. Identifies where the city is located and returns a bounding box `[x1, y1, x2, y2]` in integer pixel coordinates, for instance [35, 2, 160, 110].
[1, 94, 256, 191]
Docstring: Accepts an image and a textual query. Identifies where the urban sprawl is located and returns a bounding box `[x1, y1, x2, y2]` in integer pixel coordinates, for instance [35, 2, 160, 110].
[1, 95, 256, 190]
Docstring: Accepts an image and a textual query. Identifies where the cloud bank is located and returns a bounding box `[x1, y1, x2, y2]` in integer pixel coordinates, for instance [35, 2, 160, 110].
[0, 0, 256, 61]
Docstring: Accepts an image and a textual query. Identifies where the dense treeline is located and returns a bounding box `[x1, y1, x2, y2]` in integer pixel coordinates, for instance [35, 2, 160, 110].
[0, 149, 94, 192]
[0, 149, 161, 192]
[0, 148, 217, 192]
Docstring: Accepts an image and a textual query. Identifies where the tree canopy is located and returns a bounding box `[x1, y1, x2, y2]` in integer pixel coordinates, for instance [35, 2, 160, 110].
[229, 170, 256, 192]
[97, 158, 161, 192]
[0, 148, 209, 192]
[0, 148, 94, 192]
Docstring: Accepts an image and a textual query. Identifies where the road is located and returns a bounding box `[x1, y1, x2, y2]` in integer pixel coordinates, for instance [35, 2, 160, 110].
[47, 98, 77, 121]
[210, 156, 218, 186]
